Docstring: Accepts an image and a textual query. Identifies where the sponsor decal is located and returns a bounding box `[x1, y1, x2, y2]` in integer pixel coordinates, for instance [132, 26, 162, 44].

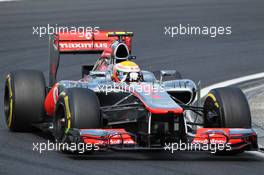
[59, 42, 109, 50]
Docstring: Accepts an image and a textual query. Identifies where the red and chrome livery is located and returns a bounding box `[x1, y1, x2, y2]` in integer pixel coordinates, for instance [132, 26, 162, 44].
[4, 30, 258, 155]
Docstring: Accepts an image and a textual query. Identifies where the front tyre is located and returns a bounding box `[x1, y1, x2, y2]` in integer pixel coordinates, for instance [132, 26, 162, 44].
[203, 87, 251, 128]
[53, 88, 101, 143]
[203, 87, 251, 155]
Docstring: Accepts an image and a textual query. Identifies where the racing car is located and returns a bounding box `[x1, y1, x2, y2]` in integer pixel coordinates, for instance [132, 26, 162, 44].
[4, 31, 258, 154]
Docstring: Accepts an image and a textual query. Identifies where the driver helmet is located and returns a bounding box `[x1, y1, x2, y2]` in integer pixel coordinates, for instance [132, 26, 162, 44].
[112, 61, 142, 82]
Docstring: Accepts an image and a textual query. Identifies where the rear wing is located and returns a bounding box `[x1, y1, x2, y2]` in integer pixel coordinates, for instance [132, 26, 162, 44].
[49, 31, 133, 86]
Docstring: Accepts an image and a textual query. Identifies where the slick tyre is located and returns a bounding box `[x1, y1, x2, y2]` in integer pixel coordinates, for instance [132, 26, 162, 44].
[53, 88, 101, 143]
[4, 70, 46, 132]
[203, 87, 251, 155]
[204, 87, 251, 128]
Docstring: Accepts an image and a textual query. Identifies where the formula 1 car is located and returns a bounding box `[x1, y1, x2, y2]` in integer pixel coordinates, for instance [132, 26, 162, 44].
[4, 31, 258, 154]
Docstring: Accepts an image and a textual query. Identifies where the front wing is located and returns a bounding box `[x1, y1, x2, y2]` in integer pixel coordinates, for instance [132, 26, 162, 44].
[63, 128, 258, 153]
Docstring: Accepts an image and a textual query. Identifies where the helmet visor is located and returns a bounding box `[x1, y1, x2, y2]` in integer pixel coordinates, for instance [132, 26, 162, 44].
[116, 70, 128, 81]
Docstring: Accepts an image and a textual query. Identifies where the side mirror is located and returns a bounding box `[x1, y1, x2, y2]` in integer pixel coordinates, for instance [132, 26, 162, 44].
[160, 70, 180, 82]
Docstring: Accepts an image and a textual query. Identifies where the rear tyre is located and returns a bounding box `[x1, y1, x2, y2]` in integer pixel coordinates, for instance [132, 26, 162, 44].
[4, 70, 46, 132]
[53, 88, 101, 152]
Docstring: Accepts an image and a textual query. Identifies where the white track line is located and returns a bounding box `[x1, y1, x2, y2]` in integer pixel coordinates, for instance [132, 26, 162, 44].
[200, 72, 264, 98]
[248, 151, 264, 158]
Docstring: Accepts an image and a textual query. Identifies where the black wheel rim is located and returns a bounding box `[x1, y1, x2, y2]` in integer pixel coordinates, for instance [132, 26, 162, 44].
[4, 84, 11, 126]
[54, 107, 66, 142]
[204, 97, 221, 127]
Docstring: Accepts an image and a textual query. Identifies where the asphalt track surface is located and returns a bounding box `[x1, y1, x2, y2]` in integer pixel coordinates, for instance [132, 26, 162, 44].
[0, 0, 264, 175]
